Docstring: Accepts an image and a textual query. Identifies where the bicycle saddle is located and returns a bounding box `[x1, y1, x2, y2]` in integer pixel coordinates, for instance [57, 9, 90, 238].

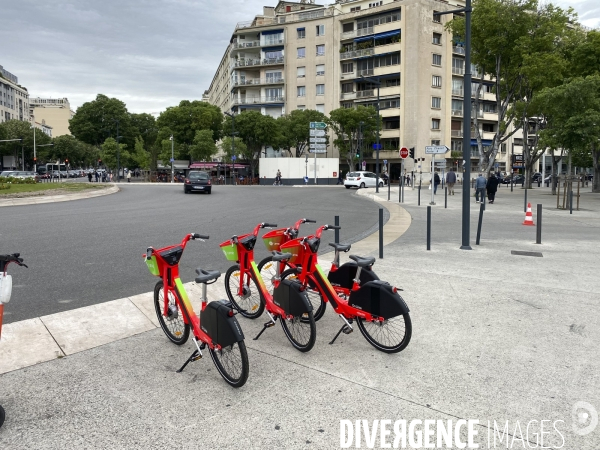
[349, 255, 376, 268]
[271, 251, 293, 262]
[329, 243, 351, 252]
[195, 267, 221, 284]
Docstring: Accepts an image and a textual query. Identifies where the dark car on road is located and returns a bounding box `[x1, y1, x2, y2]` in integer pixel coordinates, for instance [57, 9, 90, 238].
[502, 174, 524, 185]
[184, 171, 212, 194]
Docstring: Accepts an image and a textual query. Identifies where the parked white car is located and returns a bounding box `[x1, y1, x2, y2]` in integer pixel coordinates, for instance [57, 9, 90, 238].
[344, 171, 386, 189]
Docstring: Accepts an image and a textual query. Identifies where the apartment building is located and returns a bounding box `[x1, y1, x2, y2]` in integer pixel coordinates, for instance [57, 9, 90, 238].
[205, 0, 513, 177]
[30, 98, 75, 137]
[0, 64, 31, 125]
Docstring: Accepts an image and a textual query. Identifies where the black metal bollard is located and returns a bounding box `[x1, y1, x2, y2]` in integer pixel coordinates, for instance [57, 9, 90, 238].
[536, 204, 542, 244]
[334, 215, 340, 244]
[524, 188, 528, 212]
[387, 179, 390, 201]
[444, 186, 447, 208]
[537, 179, 541, 188]
[418, 186, 421, 206]
[426, 206, 431, 251]
[379, 208, 384, 259]
[476, 203, 484, 245]
[570, 190, 573, 214]
[399, 178, 402, 203]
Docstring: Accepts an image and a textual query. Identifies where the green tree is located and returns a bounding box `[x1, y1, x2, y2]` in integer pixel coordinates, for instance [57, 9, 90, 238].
[190, 129, 217, 162]
[0, 120, 51, 169]
[100, 137, 130, 172]
[327, 106, 378, 170]
[537, 75, 600, 192]
[69, 94, 133, 147]
[132, 136, 151, 170]
[219, 136, 247, 161]
[224, 111, 281, 180]
[276, 109, 328, 157]
[569, 30, 600, 78]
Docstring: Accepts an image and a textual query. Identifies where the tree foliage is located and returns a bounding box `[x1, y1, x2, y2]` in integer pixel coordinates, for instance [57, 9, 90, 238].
[190, 129, 218, 162]
[101, 137, 130, 171]
[327, 106, 378, 170]
[276, 109, 328, 157]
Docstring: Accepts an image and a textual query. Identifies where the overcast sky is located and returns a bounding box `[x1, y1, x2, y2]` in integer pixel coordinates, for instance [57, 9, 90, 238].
[1, 0, 598, 115]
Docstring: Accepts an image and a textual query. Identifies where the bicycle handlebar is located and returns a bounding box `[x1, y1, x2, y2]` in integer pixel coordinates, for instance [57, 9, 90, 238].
[263, 223, 278, 228]
[0, 253, 27, 270]
[192, 233, 209, 240]
[326, 225, 341, 230]
[303, 219, 316, 223]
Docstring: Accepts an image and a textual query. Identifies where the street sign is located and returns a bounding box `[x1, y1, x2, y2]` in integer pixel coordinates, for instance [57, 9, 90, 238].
[310, 129, 326, 137]
[425, 145, 449, 154]
[373, 143, 382, 150]
[310, 122, 327, 129]
[232, 155, 236, 161]
[309, 149, 326, 154]
[169, 158, 175, 162]
[400, 147, 409, 159]
[310, 143, 327, 150]
[435, 161, 447, 168]
[309, 137, 326, 143]
[383, 159, 388, 165]
[362, 161, 366, 169]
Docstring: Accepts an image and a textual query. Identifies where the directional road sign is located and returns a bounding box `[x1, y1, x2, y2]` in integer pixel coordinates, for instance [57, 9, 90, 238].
[373, 143, 382, 150]
[170, 158, 175, 162]
[309, 149, 326, 154]
[425, 145, 449, 154]
[400, 147, 409, 159]
[310, 122, 327, 129]
[232, 155, 236, 161]
[310, 129, 326, 137]
[310, 143, 327, 150]
[383, 160, 388, 165]
[309, 137, 326, 143]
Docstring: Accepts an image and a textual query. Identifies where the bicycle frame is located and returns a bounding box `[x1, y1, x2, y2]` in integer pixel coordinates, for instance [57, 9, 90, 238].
[148, 235, 221, 351]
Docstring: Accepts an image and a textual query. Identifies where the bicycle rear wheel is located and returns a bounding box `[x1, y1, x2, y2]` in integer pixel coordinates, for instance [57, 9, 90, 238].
[280, 310, 316, 352]
[356, 313, 412, 353]
[154, 280, 190, 345]
[257, 256, 279, 292]
[224, 265, 265, 319]
[281, 269, 326, 321]
[209, 340, 249, 388]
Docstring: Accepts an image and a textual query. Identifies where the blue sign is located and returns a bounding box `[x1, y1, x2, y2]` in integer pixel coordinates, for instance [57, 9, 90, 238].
[169, 158, 174, 162]
[383, 160, 388, 164]
[373, 144, 382, 150]
[303, 176, 309, 183]
[232, 155, 236, 161]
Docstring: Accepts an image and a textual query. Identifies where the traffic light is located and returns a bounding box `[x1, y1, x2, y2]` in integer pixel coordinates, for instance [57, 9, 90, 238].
[409, 147, 415, 160]
[356, 151, 360, 159]
[98, 159, 102, 165]
[33, 157, 37, 162]
[65, 159, 69, 164]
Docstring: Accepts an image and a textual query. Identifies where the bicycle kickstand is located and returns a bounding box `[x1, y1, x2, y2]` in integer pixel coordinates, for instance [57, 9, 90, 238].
[176, 339, 204, 373]
[254, 311, 277, 341]
[329, 315, 353, 345]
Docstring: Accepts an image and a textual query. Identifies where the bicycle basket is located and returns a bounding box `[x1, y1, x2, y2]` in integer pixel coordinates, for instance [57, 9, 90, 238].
[262, 228, 288, 252]
[280, 238, 305, 265]
[145, 255, 160, 277]
[158, 246, 184, 266]
[220, 237, 241, 261]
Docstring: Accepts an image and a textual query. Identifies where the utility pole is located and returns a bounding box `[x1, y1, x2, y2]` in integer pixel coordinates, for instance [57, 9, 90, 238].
[170, 135, 174, 184]
[224, 111, 237, 185]
[360, 75, 381, 192]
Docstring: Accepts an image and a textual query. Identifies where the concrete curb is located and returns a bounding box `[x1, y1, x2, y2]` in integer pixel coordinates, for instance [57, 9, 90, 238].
[0, 190, 412, 374]
[0, 184, 119, 207]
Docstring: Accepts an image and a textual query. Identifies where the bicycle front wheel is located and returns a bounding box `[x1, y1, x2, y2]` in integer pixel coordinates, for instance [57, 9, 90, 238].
[154, 280, 190, 345]
[356, 313, 412, 353]
[280, 310, 316, 352]
[224, 265, 265, 319]
[209, 340, 249, 388]
[257, 256, 279, 292]
[281, 269, 326, 321]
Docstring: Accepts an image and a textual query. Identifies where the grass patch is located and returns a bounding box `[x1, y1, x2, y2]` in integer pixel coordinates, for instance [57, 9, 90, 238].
[0, 182, 109, 196]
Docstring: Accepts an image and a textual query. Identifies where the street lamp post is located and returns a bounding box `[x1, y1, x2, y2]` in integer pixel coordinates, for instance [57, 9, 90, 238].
[358, 121, 364, 171]
[112, 119, 121, 183]
[169, 135, 174, 184]
[224, 111, 237, 186]
[360, 75, 381, 192]
[435, 0, 472, 250]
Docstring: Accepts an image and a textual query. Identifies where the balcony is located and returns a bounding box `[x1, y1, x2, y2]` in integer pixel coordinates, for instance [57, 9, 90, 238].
[235, 8, 332, 29]
[232, 57, 285, 68]
[452, 89, 464, 97]
[451, 109, 463, 117]
[358, 68, 374, 77]
[340, 48, 375, 60]
[340, 92, 357, 100]
[356, 89, 374, 99]
[451, 130, 463, 138]
[452, 67, 465, 75]
[232, 96, 285, 105]
[233, 77, 284, 87]
[340, 71, 356, 80]
[453, 46, 466, 55]
[232, 41, 261, 50]
[263, 38, 285, 46]
[341, 26, 374, 40]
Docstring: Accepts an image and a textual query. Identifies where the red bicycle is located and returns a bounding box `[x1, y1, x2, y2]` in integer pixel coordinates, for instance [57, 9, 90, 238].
[257, 218, 380, 320]
[280, 224, 412, 353]
[145, 233, 249, 387]
[0, 253, 28, 428]
[220, 222, 316, 352]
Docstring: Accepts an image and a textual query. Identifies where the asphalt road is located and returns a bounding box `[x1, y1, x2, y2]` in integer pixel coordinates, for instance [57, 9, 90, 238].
[1, 184, 386, 323]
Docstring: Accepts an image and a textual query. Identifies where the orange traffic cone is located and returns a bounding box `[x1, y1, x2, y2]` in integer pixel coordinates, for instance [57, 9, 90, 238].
[523, 203, 535, 226]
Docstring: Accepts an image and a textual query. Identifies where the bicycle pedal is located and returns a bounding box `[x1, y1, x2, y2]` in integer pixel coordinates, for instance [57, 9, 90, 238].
[342, 326, 353, 335]
[192, 354, 203, 361]
[264, 321, 276, 328]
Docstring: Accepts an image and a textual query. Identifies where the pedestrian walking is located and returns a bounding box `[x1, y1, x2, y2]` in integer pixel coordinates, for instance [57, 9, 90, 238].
[446, 169, 457, 195]
[475, 173, 486, 203]
[95, 171, 99, 182]
[87, 172, 92, 183]
[486, 172, 499, 204]
[274, 169, 282, 186]
[433, 172, 441, 194]
[127, 170, 132, 183]
[337, 171, 343, 185]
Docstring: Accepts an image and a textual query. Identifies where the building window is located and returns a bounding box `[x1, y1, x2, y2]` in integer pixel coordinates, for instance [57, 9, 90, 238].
[343, 22, 354, 33]
[297, 86, 306, 97]
[432, 75, 442, 87]
[385, 78, 400, 87]
[433, 11, 441, 23]
[316, 25, 325, 36]
[432, 97, 441, 109]
[432, 119, 441, 130]
[316, 84, 325, 95]
[342, 83, 353, 93]
[483, 123, 495, 132]
[431, 139, 441, 145]
[433, 33, 442, 45]
[297, 105, 306, 110]
[316, 45, 325, 56]
[342, 62, 354, 73]
[432, 54, 442, 66]
[316, 104, 325, 113]
[350, 6, 361, 12]
[369, 1, 383, 7]
[316, 64, 325, 76]
[297, 28, 305, 39]
[297, 47, 305, 58]
[297, 66, 306, 78]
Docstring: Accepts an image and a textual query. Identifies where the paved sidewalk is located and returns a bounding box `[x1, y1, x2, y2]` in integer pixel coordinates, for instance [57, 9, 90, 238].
[0, 184, 598, 449]
[0, 184, 119, 207]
